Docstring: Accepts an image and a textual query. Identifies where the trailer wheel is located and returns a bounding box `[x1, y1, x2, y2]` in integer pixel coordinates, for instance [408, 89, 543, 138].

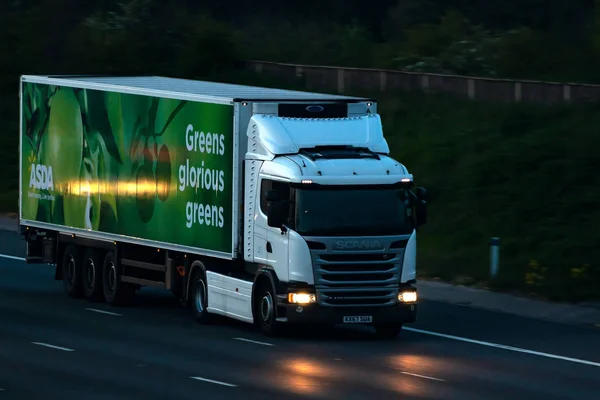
[189, 267, 212, 324]
[62, 244, 83, 298]
[373, 323, 403, 339]
[254, 281, 281, 336]
[102, 251, 133, 306]
[82, 248, 104, 302]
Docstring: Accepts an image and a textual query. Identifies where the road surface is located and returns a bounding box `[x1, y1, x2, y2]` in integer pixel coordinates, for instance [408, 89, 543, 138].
[0, 229, 599, 399]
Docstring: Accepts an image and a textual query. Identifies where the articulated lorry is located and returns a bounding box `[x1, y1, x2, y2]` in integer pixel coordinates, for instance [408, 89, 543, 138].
[19, 75, 427, 338]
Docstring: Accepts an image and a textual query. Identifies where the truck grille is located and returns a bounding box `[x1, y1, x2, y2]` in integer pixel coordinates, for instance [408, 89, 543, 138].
[312, 249, 404, 307]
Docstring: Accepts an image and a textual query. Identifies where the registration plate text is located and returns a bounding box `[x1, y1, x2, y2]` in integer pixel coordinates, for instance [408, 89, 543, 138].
[343, 316, 372, 324]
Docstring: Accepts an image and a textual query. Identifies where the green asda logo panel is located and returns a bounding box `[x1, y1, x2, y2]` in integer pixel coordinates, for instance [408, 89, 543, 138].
[21, 82, 234, 254]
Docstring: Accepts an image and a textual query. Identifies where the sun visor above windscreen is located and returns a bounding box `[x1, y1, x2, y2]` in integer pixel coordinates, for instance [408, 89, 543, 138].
[246, 113, 390, 158]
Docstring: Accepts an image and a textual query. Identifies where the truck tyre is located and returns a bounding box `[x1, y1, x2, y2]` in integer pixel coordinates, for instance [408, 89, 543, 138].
[82, 248, 104, 302]
[373, 323, 403, 339]
[102, 251, 134, 306]
[62, 244, 83, 298]
[254, 281, 281, 336]
[189, 266, 212, 324]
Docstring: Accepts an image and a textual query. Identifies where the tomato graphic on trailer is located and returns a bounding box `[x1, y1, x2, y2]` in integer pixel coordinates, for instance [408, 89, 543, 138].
[20, 82, 235, 254]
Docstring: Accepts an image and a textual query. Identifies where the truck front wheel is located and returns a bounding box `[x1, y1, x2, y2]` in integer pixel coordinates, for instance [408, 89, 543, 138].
[254, 282, 281, 336]
[62, 244, 83, 298]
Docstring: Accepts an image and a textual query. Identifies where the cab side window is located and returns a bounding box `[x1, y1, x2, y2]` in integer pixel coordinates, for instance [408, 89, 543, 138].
[259, 179, 274, 215]
[259, 178, 291, 216]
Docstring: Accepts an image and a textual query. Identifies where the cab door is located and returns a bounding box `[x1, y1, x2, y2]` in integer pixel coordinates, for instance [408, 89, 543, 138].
[263, 179, 291, 282]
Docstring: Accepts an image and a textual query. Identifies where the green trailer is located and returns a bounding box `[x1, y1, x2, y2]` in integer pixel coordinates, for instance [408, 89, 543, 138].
[21, 77, 238, 258]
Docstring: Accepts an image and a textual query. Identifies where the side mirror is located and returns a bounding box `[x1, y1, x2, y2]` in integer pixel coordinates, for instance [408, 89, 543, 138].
[267, 201, 286, 228]
[416, 187, 427, 201]
[416, 201, 427, 226]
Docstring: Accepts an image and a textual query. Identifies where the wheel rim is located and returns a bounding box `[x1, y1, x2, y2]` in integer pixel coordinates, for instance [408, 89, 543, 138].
[107, 261, 116, 292]
[260, 292, 273, 323]
[66, 255, 76, 284]
[195, 279, 206, 313]
[86, 258, 95, 288]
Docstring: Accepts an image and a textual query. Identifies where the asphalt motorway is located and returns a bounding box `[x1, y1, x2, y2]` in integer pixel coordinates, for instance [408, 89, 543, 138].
[1, 230, 599, 399]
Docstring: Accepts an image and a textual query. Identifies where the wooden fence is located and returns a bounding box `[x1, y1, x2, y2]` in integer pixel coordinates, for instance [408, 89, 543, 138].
[248, 61, 600, 104]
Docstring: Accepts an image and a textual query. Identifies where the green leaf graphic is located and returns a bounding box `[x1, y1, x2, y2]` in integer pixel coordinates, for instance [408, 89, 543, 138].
[82, 90, 123, 164]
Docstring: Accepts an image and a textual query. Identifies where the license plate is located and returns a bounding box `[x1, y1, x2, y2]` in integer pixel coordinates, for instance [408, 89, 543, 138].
[343, 316, 372, 324]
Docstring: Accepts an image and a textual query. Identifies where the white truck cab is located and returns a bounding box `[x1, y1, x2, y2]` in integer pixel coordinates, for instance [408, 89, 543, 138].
[235, 100, 427, 337]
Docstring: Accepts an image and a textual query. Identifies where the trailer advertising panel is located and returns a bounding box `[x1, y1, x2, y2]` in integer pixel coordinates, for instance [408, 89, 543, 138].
[21, 82, 235, 255]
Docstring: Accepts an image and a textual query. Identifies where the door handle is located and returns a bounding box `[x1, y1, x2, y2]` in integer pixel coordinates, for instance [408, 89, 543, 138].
[266, 242, 273, 253]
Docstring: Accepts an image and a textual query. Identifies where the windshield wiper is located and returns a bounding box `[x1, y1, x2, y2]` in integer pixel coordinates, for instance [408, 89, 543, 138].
[361, 223, 407, 235]
[299, 227, 340, 236]
[332, 224, 401, 235]
[300, 224, 405, 236]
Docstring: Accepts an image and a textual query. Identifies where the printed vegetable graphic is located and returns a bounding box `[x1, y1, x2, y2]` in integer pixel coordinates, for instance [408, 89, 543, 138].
[41, 88, 83, 186]
[156, 144, 171, 201]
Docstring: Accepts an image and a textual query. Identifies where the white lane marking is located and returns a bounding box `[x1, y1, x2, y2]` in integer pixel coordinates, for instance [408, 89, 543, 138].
[190, 376, 237, 387]
[401, 371, 445, 382]
[32, 342, 75, 352]
[405, 327, 600, 368]
[0, 254, 26, 262]
[233, 337, 275, 347]
[85, 308, 122, 316]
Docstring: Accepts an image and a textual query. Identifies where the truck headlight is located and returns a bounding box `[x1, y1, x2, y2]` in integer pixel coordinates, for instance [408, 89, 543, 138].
[288, 292, 316, 304]
[398, 290, 417, 303]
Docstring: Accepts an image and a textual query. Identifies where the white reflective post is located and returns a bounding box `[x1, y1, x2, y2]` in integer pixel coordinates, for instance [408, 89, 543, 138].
[490, 237, 500, 278]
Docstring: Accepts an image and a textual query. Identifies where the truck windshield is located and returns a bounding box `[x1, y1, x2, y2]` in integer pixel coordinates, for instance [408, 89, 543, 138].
[294, 185, 414, 236]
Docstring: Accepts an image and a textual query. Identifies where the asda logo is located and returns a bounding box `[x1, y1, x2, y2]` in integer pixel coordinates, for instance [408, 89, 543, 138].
[29, 163, 54, 191]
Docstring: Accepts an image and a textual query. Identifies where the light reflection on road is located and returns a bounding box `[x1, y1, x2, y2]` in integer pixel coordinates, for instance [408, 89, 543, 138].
[262, 354, 442, 398]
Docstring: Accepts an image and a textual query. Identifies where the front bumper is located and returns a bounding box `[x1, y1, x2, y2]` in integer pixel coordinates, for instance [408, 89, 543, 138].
[279, 301, 417, 325]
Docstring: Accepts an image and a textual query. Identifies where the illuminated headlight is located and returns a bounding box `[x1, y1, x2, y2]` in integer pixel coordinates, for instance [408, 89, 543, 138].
[288, 292, 317, 304]
[398, 290, 417, 303]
